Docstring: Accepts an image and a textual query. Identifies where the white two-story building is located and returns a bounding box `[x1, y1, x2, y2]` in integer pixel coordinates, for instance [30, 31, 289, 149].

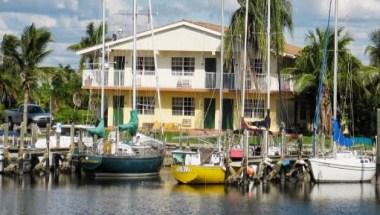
[77, 20, 310, 132]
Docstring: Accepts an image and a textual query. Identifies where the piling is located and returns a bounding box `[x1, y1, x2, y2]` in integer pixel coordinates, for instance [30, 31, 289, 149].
[376, 109, 380, 184]
[46, 123, 51, 172]
[31, 123, 37, 148]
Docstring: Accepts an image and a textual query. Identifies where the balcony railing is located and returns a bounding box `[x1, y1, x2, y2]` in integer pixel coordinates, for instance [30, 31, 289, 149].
[83, 69, 108, 87]
[223, 73, 235, 89]
[114, 69, 124, 86]
[82, 68, 293, 92]
[205, 72, 216, 88]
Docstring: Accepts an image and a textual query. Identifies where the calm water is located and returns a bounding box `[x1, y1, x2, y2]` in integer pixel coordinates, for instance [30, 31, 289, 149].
[1, 168, 380, 215]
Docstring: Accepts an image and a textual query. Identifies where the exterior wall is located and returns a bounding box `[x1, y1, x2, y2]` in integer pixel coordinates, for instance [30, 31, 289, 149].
[105, 90, 290, 132]
[114, 25, 221, 52]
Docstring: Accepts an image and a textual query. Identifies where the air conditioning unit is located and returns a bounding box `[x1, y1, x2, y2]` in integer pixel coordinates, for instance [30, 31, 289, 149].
[177, 79, 192, 88]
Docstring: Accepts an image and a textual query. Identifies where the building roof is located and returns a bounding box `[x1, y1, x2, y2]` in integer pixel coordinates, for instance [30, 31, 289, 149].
[77, 19, 301, 57]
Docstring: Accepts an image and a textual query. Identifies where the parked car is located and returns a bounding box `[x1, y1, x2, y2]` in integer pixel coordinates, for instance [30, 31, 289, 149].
[4, 104, 53, 127]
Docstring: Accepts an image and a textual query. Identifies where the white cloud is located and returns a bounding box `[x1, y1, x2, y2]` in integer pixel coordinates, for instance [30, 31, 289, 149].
[0, 12, 57, 28]
[55, 0, 79, 11]
[312, 0, 380, 20]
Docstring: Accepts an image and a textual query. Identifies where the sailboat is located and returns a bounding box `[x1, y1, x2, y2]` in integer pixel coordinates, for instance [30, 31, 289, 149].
[81, 0, 165, 177]
[170, 0, 227, 184]
[309, 0, 376, 182]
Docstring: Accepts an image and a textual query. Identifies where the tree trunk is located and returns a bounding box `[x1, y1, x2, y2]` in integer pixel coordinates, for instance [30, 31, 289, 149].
[22, 85, 29, 148]
[321, 86, 332, 136]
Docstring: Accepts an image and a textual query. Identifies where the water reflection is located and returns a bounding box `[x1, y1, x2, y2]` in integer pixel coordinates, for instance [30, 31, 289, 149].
[1, 168, 380, 215]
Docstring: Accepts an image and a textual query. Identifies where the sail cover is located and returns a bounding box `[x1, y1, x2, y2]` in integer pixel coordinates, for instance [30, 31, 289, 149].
[332, 119, 353, 147]
[88, 118, 105, 138]
[118, 110, 139, 136]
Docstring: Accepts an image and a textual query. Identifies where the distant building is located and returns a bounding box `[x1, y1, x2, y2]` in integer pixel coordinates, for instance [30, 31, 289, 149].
[77, 20, 310, 132]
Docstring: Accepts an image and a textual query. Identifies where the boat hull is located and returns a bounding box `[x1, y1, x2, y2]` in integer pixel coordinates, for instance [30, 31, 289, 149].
[309, 158, 376, 182]
[81, 154, 164, 177]
[171, 165, 225, 184]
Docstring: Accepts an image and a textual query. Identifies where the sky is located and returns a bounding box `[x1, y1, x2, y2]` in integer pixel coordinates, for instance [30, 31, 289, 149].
[0, 0, 379, 68]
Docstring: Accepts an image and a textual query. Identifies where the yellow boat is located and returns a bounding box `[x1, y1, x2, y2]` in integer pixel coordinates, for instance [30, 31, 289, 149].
[171, 150, 225, 184]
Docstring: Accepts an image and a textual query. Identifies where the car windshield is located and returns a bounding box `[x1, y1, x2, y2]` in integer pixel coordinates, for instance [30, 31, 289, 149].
[28, 106, 44, 114]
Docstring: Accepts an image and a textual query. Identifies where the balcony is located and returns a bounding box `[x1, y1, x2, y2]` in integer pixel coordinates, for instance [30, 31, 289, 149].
[205, 72, 236, 90]
[83, 69, 108, 87]
[82, 68, 293, 92]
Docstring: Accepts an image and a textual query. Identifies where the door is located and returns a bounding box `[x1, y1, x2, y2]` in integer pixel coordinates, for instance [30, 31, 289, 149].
[113, 96, 124, 126]
[205, 58, 216, 88]
[204, 98, 215, 129]
[222, 99, 233, 130]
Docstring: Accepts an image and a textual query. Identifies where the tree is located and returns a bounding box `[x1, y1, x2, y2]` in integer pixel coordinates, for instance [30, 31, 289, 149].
[2, 24, 52, 130]
[289, 27, 378, 135]
[365, 29, 380, 67]
[67, 22, 108, 70]
[225, 0, 293, 66]
[0, 59, 19, 108]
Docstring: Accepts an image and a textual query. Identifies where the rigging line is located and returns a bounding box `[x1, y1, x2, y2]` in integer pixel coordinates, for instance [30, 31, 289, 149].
[312, 0, 334, 156]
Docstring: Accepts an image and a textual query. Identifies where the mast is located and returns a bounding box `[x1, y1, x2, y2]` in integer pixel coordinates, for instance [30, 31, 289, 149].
[217, 0, 224, 152]
[333, 0, 338, 154]
[264, 0, 271, 158]
[132, 0, 137, 109]
[148, 0, 164, 135]
[100, 0, 106, 119]
[240, 0, 249, 118]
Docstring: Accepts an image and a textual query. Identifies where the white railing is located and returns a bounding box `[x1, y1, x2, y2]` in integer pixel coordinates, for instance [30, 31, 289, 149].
[205, 72, 216, 89]
[114, 69, 124, 86]
[223, 73, 235, 89]
[83, 69, 108, 87]
[82, 69, 294, 92]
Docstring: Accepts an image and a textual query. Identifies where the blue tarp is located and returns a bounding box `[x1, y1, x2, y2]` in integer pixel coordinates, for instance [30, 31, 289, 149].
[333, 120, 374, 147]
[351, 137, 373, 145]
[333, 119, 353, 147]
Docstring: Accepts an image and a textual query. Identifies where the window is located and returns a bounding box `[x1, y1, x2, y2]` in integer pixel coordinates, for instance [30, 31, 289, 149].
[137, 96, 155, 115]
[137, 56, 155, 75]
[244, 99, 265, 118]
[114, 56, 125, 70]
[172, 97, 195, 116]
[114, 56, 125, 86]
[253, 58, 263, 74]
[171, 57, 195, 76]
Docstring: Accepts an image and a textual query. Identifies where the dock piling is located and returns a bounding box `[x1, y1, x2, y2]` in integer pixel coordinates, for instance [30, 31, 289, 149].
[46, 123, 51, 172]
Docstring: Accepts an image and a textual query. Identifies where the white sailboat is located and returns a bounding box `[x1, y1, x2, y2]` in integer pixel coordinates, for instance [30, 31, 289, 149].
[309, 0, 376, 182]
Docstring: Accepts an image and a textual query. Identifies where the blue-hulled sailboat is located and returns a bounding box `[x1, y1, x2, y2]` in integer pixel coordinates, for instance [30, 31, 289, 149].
[80, 0, 165, 177]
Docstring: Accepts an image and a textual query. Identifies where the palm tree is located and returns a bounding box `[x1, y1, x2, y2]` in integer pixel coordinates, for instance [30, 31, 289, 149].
[225, 0, 293, 67]
[67, 22, 108, 70]
[365, 29, 380, 67]
[289, 27, 360, 135]
[0, 57, 20, 108]
[2, 24, 52, 131]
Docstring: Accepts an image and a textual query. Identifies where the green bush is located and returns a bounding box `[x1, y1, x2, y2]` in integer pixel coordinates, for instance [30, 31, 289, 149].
[0, 104, 4, 123]
[54, 105, 96, 124]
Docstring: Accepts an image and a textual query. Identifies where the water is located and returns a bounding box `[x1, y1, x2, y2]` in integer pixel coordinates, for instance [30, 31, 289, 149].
[1, 168, 379, 215]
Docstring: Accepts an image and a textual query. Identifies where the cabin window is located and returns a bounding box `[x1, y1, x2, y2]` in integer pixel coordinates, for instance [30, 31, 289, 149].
[137, 56, 155, 75]
[244, 99, 265, 118]
[171, 57, 195, 76]
[137, 96, 155, 115]
[172, 97, 195, 116]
